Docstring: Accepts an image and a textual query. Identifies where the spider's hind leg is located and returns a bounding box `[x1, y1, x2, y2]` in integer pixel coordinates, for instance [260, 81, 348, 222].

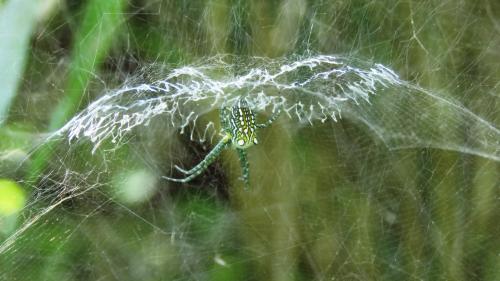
[237, 149, 250, 189]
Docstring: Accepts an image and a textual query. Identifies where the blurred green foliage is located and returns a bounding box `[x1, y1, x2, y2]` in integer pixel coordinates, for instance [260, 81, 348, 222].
[0, 0, 39, 124]
[0, 0, 499, 280]
[0, 179, 25, 216]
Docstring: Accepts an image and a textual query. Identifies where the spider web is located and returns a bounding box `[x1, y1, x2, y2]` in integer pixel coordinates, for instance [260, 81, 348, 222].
[1, 0, 499, 280]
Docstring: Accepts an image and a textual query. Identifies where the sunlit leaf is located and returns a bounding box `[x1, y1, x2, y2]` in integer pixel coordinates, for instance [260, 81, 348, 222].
[0, 179, 25, 216]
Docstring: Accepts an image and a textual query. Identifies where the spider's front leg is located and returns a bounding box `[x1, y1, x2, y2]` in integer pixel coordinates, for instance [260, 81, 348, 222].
[174, 131, 230, 175]
[256, 110, 281, 129]
[163, 135, 231, 183]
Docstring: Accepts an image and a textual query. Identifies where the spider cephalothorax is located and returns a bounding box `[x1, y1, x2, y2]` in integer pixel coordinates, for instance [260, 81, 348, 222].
[163, 99, 279, 188]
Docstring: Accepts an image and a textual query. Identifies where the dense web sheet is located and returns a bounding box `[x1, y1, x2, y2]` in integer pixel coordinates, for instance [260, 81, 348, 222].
[59, 55, 401, 152]
[55, 55, 498, 160]
[1, 1, 499, 280]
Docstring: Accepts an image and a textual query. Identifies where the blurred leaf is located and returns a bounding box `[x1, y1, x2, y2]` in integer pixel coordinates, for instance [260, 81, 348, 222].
[0, 179, 25, 216]
[0, 0, 38, 125]
[26, 0, 125, 183]
[113, 169, 157, 204]
[49, 0, 126, 130]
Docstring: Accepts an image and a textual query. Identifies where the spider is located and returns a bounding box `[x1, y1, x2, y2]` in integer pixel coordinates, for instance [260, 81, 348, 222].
[163, 99, 279, 188]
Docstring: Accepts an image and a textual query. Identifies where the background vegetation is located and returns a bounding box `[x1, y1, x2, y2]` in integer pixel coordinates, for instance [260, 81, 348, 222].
[0, 0, 498, 280]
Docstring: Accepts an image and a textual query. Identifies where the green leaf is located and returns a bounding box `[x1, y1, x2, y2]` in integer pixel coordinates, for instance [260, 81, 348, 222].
[0, 0, 38, 125]
[0, 179, 25, 216]
[26, 0, 125, 184]
[49, 0, 126, 130]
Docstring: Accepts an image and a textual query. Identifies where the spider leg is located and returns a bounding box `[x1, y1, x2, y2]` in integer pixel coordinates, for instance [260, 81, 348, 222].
[163, 167, 209, 183]
[237, 149, 250, 189]
[174, 165, 190, 174]
[162, 171, 203, 183]
[173, 134, 231, 175]
[256, 110, 281, 129]
[163, 135, 231, 183]
[219, 106, 230, 129]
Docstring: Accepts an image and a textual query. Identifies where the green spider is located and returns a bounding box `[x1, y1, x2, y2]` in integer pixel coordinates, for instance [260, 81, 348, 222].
[163, 99, 279, 188]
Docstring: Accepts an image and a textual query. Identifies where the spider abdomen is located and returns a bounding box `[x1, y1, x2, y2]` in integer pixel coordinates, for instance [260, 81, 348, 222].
[226, 100, 258, 149]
